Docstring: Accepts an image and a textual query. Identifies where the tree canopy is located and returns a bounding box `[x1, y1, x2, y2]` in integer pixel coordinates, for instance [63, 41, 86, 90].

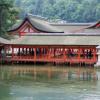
[14, 0, 100, 22]
[0, 0, 100, 38]
[0, 0, 18, 37]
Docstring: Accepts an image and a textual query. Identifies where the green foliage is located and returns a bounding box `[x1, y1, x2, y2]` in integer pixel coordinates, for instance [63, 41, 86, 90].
[14, 0, 100, 22]
[0, 0, 19, 38]
[0, 0, 100, 38]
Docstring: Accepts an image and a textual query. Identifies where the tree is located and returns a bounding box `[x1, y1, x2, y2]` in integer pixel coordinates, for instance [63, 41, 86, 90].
[34, 0, 44, 15]
[48, 0, 55, 5]
[14, 0, 100, 23]
[0, 0, 18, 38]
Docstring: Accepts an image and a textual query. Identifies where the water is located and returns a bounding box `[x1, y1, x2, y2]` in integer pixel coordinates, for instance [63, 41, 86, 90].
[0, 65, 100, 100]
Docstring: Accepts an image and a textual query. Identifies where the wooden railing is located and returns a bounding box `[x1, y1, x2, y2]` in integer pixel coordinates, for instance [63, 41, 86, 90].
[9, 55, 97, 64]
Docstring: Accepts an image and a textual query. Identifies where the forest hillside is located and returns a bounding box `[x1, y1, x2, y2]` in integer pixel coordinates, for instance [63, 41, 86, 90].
[15, 0, 100, 22]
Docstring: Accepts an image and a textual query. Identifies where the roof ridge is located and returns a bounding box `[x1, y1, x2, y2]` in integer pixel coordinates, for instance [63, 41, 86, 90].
[26, 13, 48, 22]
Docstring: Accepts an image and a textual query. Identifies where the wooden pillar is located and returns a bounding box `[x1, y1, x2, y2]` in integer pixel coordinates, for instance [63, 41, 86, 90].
[26, 48, 27, 56]
[78, 48, 81, 62]
[12, 46, 14, 59]
[22, 47, 24, 59]
[19, 48, 21, 59]
[11, 46, 14, 64]
[63, 48, 66, 61]
[47, 48, 49, 58]
[66, 48, 68, 59]
[3, 46, 7, 63]
[54, 48, 56, 57]
[93, 48, 96, 61]
[39, 48, 41, 57]
[48, 48, 51, 61]
[70, 48, 73, 65]
[34, 48, 36, 61]
[46, 48, 48, 59]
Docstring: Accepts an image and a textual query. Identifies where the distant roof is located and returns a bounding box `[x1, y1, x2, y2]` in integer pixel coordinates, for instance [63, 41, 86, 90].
[10, 35, 100, 45]
[73, 21, 100, 33]
[50, 23, 92, 26]
[8, 14, 64, 33]
[50, 23, 92, 33]
[0, 37, 10, 44]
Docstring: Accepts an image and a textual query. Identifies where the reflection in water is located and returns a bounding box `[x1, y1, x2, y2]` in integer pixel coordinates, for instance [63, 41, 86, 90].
[0, 65, 100, 100]
[0, 66, 98, 82]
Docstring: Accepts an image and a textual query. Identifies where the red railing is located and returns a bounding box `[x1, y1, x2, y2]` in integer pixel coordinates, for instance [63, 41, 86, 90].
[10, 55, 97, 64]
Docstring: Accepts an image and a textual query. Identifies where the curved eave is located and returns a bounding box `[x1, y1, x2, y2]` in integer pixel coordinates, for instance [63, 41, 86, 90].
[86, 21, 100, 29]
[0, 37, 10, 44]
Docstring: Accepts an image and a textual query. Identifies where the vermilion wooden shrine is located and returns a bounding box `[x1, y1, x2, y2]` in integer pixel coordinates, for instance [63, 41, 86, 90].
[9, 45, 96, 65]
[0, 14, 100, 65]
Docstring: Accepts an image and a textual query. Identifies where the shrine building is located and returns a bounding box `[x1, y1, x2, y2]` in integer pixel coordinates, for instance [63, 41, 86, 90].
[0, 14, 100, 66]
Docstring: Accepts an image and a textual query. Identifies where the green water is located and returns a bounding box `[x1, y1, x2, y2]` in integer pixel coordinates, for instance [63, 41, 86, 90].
[0, 65, 100, 100]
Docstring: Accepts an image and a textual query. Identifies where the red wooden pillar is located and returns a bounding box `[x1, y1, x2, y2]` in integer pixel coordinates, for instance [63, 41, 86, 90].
[40, 48, 43, 58]
[40, 48, 41, 57]
[34, 48, 36, 62]
[46, 48, 48, 59]
[45, 48, 47, 58]
[26, 48, 27, 57]
[12, 46, 14, 59]
[60, 48, 63, 58]
[63, 48, 66, 61]
[22, 47, 24, 59]
[56, 48, 59, 58]
[4, 46, 7, 62]
[84, 48, 86, 59]
[53, 48, 54, 57]
[11, 46, 14, 64]
[48, 48, 51, 61]
[48, 48, 52, 61]
[54, 48, 56, 57]
[66, 48, 68, 60]
[47, 48, 48, 59]
[93, 48, 96, 62]
[78, 48, 81, 62]
[18, 47, 21, 59]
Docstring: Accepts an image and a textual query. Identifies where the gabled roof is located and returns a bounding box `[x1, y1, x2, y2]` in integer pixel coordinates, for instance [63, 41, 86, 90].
[8, 14, 64, 33]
